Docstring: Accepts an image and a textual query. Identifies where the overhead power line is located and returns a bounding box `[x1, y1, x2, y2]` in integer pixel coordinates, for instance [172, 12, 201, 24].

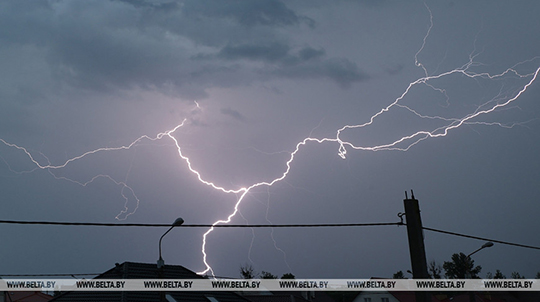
[422, 226, 540, 251]
[2, 220, 540, 278]
[1, 219, 539, 251]
[0, 219, 401, 228]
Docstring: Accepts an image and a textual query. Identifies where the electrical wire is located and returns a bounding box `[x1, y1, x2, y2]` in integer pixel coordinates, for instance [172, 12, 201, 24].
[422, 226, 540, 251]
[1, 219, 539, 277]
[0, 220, 402, 228]
[0, 219, 538, 252]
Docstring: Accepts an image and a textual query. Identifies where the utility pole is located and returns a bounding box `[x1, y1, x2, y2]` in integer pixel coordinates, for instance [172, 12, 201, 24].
[403, 190, 431, 302]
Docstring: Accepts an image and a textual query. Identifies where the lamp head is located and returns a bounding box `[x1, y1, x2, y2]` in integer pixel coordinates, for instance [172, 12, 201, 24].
[482, 242, 494, 249]
[172, 217, 184, 226]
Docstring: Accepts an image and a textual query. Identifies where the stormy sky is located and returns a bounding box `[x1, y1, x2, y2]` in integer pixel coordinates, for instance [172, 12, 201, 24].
[1, 0, 540, 279]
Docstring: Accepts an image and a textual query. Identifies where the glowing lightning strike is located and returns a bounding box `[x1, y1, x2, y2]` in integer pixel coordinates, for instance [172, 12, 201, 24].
[177, 58, 540, 276]
[201, 67, 540, 275]
[1, 4, 540, 278]
[0, 121, 188, 220]
[188, 4, 540, 275]
[1, 61, 538, 275]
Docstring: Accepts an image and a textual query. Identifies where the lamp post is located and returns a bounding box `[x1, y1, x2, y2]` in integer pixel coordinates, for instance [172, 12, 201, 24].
[157, 217, 184, 269]
[464, 242, 494, 278]
[467, 242, 494, 259]
[158, 217, 184, 302]
[466, 242, 494, 302]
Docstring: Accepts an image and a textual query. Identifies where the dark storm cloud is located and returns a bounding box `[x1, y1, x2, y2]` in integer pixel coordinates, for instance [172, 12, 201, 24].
[218, 43, 291, 62]
[0, 3, 44, 46]
[0, 0, 363, 102]
[180, 0, 310, 27]
[220, 107, 247, 122]
[0, 0, 191, 94]
[116, 0, 179, 11]
[217, 43, 326, 64]
[216, 43, 368, 87]
[274, 57, 369, 88]
[297, 47, 326, 61]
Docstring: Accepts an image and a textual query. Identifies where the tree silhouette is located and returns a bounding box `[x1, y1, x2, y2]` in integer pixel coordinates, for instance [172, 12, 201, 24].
[393, 271, 406, 279]
[428, 260, 442, 279]
[240, 264, 256, 279]
[239, 264, 295, 279]
[443, 253, 481, 278]
[486, 269, 506, 279]
[260, 271, 277, 279]
[281, 273, 296, 279]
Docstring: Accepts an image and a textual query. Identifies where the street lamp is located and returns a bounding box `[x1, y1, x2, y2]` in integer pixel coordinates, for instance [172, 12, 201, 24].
[467, 242, 494, 258]
[157, 217, 184, 269]
[465, 242, 494, 302]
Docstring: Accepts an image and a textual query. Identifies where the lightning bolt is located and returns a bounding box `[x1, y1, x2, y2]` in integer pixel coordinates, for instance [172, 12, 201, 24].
[1, 4, 539, 278]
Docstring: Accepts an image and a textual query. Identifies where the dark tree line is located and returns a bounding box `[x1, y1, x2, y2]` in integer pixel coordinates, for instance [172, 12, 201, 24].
[240, 264, 295, 279]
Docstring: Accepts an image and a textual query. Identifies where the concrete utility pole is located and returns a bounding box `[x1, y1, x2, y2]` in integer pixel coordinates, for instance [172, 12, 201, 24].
[403, 190, 431, 302]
